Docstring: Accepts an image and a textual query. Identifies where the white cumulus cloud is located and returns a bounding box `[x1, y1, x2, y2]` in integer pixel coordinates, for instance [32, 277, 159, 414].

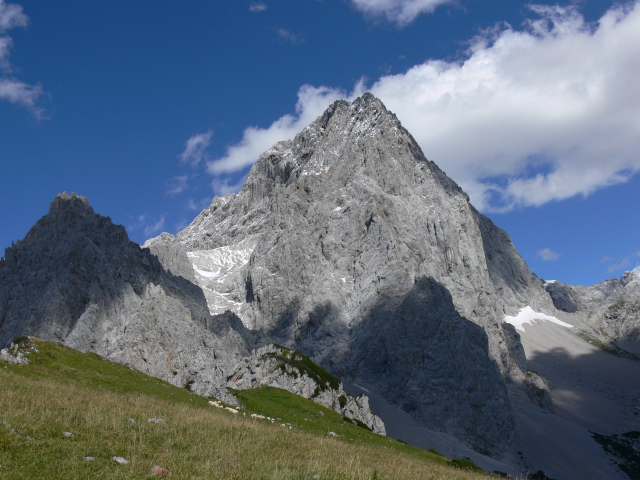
[0, 0, 27, 32]
[207, 85, 351, 176]
[208, 2, 640, 212]
[350, 0, 451, 26]
[537, 248, 560, 262]
[180, 130, 213, 167]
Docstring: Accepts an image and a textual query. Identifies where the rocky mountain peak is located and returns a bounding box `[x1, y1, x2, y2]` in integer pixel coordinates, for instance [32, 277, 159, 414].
[49, 191, 91, 213]
[0, 192, 251, 402]
[168, 93, 562, 453]
[620, 270, 639, 287]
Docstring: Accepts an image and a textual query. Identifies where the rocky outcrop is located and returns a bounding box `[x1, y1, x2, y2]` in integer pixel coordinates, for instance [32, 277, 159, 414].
[0, 336, 38, 365]
[226, 344, 385, 434]
[0, 192, 248, 402]
[173, 93, 557, 453]
[546, 271, 640, 351]
[143, 232, 196, 283]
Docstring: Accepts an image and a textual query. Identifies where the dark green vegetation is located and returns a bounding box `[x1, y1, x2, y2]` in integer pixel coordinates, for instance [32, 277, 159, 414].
[591, 430, 640, 480]
[608, 301, 640, 316]
[230, 387, 393, 442]
[260, 345, 341, 397]
[341, 416, 373, 431]
[1, 338, 490, 479]
[450, 459, 484, 473]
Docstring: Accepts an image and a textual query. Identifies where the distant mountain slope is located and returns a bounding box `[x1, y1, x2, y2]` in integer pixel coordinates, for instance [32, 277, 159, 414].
[0, 192, 248, 401]
[546, 271, 640, 353]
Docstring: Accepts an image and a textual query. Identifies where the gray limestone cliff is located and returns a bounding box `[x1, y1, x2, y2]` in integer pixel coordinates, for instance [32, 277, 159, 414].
[171, 93, 556, 453]
[0, 192, 248, 402]
[227, 344, 385, 434]
[143, 232, 196, 283]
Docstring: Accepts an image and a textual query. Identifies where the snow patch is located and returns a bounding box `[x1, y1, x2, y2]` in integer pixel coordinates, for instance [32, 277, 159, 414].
[187, 238, 255, 316]
[504, 306, 573, 333]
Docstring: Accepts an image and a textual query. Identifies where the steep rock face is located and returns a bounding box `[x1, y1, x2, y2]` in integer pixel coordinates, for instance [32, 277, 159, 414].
[546, 272, 640, 348]
[143, 232, 196, 283]
[227, 344, 385, 434]
[174, 93, 555, 452]
[0, 192, 248, 401]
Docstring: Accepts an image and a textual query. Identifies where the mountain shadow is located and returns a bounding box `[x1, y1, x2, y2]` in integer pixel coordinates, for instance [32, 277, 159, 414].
[347, 276, 513, 454]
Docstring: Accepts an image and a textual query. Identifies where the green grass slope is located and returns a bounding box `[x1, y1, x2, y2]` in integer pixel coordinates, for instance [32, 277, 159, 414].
[1, 338, 489, 479]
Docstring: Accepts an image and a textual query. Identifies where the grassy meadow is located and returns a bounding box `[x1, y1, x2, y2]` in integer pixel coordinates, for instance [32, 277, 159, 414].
[0, 338, 491, 479]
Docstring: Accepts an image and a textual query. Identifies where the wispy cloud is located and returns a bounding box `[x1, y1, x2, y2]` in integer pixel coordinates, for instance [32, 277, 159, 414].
[144, 216, 165, 237]
[209, 3, 640, 213]
[537, 248, 560, 262]
[0, 78, 45, 117]
[186, 197, 211, 211]
[180, 130, 213, 167]
[249, 2, 267, 12]
[166, 175, 188, 196]
[128, 213, 166, 239]
[175, 218, 191, 233]
[0, 0, 46, 118]
[350, 0, 451, 26]
[212, 174, 249, 197]
[0, 36, 12, 68]
[602, 252, 640, 274]
[276, 28, 303, 44]
[0, 0, 27, 32]
[607, 257, 631, 273]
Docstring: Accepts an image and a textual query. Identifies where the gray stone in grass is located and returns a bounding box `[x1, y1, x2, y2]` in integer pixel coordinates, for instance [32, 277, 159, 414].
[112, 456, 129, 465]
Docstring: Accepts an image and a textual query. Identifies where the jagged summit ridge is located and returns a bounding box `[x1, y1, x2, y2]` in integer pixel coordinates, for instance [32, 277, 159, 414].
[178, 92, 464, 250]
[49, 191, 91, 211]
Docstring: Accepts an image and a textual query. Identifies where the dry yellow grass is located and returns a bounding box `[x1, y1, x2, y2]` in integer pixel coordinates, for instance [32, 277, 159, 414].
[0, 339, 492, 480]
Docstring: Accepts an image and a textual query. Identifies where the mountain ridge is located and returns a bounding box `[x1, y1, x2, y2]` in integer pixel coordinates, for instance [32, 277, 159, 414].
[2, 94, 639, 479]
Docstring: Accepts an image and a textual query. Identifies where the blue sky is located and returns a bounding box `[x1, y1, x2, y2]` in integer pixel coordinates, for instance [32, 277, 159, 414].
[1, 0, 639, 286]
